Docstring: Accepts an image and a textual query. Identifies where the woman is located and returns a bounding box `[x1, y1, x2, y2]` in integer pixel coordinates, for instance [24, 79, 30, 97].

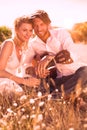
[0, 15, 40, 96]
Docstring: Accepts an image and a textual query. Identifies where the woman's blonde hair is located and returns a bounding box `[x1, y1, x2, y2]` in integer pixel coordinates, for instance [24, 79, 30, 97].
[14, 15, 33, 30]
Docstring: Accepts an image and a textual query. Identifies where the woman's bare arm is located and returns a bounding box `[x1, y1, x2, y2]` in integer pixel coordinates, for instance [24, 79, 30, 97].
[0, 41, 40, 87]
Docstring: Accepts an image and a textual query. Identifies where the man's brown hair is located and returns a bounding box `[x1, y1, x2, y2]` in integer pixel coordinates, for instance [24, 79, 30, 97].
[30, 10, 51, 25]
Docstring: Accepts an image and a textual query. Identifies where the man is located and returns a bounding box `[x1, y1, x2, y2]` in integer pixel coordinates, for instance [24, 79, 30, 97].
[29, 9, 87, 96]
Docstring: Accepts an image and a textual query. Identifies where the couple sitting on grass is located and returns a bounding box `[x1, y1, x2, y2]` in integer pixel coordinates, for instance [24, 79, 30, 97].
[0, 9, 87, 100]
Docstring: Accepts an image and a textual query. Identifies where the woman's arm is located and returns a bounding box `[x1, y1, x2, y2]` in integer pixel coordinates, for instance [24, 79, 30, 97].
[0, 41, 40, 87]
[0, 41, 13, 69]
[0, 69, 40, 87]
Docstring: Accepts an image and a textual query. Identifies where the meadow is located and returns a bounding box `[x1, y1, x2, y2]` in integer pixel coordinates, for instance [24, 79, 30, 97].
[0, 81, 87, 130]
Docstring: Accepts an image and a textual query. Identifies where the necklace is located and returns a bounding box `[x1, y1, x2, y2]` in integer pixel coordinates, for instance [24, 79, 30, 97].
[13, 37, 28, 53]
[19, 49, 22, 55]
[13, 37, 28, 49]
[13, 37, 28, 61]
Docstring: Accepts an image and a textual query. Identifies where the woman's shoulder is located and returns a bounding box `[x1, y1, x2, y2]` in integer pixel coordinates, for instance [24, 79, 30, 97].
[4, 38, 14, 44]
[0, 38, 14, 50]
[1, 38, 14, 46]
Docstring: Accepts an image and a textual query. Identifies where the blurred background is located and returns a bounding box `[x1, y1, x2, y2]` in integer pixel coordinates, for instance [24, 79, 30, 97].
[0, 0, 87, 29]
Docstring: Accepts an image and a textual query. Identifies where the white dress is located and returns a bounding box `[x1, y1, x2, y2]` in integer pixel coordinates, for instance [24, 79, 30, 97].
[0, 39, 34, 95]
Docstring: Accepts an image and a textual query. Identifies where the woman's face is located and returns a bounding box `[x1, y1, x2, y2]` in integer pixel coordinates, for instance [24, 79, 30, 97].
[16, 23, 33, 42]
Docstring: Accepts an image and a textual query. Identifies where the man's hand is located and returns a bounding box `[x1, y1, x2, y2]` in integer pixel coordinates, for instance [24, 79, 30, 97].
[54, 50, 73, 64]
[35, 55, 53, 78]
[46, 50, 73, 68]
[26, 50, 73, 78]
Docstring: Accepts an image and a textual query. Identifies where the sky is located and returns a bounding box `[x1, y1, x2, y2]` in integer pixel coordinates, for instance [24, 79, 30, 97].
[0, 0, 87, 29]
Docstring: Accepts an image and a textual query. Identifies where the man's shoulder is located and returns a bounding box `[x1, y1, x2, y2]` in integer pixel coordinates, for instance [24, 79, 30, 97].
[51, 27, 68, 33]
[50, 27, 69, 37]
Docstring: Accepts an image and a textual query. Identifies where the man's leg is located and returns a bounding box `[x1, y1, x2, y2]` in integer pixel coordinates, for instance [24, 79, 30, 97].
[54, 66, 87, 94]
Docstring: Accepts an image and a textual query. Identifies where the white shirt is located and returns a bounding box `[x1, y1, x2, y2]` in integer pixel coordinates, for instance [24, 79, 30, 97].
[30, 28, 87, 77]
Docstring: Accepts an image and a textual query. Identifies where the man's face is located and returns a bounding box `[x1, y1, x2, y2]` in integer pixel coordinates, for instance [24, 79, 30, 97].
[33, 18, 49, 40]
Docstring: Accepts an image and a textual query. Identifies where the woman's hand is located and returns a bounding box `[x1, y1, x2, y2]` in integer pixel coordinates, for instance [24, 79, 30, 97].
[23, 77, 40, 87]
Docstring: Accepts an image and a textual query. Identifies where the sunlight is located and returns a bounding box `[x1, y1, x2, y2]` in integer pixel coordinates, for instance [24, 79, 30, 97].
[62, 19, 74, 29]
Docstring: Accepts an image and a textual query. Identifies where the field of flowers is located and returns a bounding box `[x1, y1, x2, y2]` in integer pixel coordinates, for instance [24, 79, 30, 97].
[0, 82, 87, 130]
